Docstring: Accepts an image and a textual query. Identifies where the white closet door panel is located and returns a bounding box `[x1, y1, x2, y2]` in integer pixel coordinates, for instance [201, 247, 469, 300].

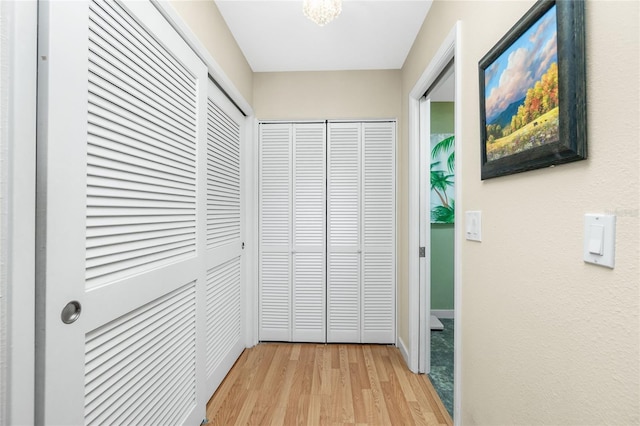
[327, 123, 361, 343]
[363, 123, 395, 248]
[327, 252, 360, 342]
[260, 124, 291, 249]
[84, 282, 197, 426]
[259, 124, 292, 341]
[259, 252, 291, 341]
[205, 257, 243, 394]
[87, 0, 199, 289]
[293, 123, 325, 249]
[40, 1, 207, 424]
[362, 252, 394, 343]
[362, 122, 395, 344]
[206, 97, 241, 250]
[292, 123, 326, 342]
[327, 124, 361, 249]
[292, 253, 325, 342]
[204, 80, 244, 398]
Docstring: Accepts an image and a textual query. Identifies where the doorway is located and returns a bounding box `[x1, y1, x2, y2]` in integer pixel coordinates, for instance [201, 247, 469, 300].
[408, 21, 461, 424]
[420, 66, 455, 418]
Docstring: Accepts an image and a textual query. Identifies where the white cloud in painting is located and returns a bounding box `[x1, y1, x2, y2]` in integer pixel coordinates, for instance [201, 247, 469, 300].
[485, 47, 534, 121]
[534, 36, 557, 78]
[484, 8, 558, 123]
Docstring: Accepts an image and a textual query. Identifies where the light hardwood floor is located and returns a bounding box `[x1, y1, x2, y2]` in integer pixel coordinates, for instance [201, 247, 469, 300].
[205, 343, 452, 426]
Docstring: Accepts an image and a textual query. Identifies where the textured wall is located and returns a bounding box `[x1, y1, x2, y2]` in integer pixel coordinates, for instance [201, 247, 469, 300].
[253, 70, 401, 120]
[169, 0, 254, 106]
[403, 0, 639, 424]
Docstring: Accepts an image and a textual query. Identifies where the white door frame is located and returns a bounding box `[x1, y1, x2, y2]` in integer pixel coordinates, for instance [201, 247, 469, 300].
[418, 96, 431, 374]
[1, 1, 37, 423]
[408, 21, 463, 423]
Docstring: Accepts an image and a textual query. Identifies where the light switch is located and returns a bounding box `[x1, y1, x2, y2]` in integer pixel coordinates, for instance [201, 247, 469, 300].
[466, 211, 482, 242]
[588, 224, 604, 255]
[584, 214, 615, 268]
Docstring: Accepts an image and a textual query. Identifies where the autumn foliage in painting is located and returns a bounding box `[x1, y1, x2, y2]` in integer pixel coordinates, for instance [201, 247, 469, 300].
[486, 62, 560, 161]
[510, 62, 558, 132]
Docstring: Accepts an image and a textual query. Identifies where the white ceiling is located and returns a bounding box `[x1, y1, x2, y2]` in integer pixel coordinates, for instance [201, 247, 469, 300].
[214, 0, 433, 72]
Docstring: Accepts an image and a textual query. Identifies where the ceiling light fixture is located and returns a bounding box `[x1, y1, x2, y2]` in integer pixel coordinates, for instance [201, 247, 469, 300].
[303, 0, 342, 27]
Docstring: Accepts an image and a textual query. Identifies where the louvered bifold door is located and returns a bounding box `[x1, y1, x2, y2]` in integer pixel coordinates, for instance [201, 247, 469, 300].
[327, 123, 362, 343]
[361, 122, 396, 344]
[292, 124, 326, 342]
[204, 79, 245, 398]
[259, 123, 292, 341]
[38, 1, 208, 424]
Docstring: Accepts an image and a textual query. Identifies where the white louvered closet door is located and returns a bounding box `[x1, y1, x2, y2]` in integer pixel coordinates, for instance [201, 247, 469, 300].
[327, 123, 362, 343]
[39, 1, 208, 424]
[259, 123, 326, 342]
[327, 122, 396, 344]
[204, 80, 245, 398]
[362, 122, 396, 343]
[259, 123, 292, 341]
[292, 124, 326, 342]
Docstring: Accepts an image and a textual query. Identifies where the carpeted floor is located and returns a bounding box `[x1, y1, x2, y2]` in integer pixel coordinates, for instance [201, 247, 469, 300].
[429, 318, 454, 418]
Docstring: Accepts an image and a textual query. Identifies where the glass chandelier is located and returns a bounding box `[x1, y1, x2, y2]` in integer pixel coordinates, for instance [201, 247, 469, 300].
[303, 0, 342, 26]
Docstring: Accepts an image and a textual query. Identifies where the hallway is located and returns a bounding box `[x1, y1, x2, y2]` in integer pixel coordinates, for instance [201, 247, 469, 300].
[205, 343, 452, 425]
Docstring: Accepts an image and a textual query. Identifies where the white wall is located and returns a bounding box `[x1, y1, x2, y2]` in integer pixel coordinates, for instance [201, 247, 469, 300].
[402, 0, 639, 424]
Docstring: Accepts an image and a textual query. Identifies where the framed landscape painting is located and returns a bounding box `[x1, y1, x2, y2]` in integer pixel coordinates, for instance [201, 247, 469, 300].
[479, 0, 586, 180]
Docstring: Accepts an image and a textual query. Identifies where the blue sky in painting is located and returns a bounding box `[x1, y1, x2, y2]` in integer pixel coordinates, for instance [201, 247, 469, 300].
[485, 5, 558, 123]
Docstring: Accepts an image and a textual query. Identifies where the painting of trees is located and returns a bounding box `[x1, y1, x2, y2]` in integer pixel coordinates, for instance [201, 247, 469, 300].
[510, 62, 558, 132]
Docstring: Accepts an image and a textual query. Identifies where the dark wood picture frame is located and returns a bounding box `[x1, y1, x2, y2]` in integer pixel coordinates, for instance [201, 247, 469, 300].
[479, 0, 586, 180]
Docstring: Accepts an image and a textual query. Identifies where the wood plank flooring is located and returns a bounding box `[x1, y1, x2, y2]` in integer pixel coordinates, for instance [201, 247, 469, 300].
[205, 343, 453, 426]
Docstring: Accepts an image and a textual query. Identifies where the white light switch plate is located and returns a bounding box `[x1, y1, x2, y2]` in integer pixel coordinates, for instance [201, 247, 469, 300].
[583, 214, 615, 268]
[466, 211, 482, 242]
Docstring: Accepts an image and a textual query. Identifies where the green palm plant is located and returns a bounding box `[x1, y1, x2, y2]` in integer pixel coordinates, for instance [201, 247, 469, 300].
[430, 162, 453, 208]
[430, 135, 455, 223]
[431, 135, 455, 174]
[431, 200, 455, 223]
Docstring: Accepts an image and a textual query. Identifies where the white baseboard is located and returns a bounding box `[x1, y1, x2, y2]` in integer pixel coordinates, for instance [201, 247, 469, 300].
[430, 315, 444, 330]
[431, 309, 455, 319]
[397, 335, 410, 367]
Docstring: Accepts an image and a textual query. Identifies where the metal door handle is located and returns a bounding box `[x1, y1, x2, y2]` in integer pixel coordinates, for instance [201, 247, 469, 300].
[61, 301, 81, 324]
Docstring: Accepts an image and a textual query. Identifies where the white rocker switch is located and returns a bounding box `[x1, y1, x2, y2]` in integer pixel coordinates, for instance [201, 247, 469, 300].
[584, 214, 615, 268]
[465, 211, 482, 242]
[588, 224, 604, 255]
